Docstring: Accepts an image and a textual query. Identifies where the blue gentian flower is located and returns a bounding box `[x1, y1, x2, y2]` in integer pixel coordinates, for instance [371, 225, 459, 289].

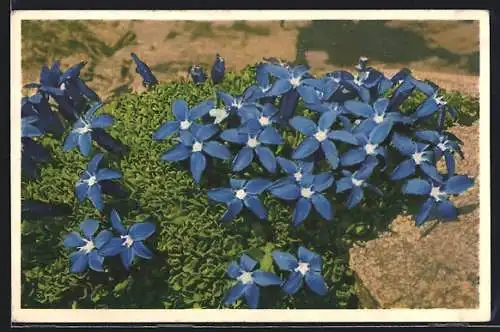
[415, 130, 464, 176]
[63, 102, 114, 156]
[57, 60, 101, 106]
[272, 157, 314, 187]
[269, 172, 334, 226]
[220, 119, 283, 173]
[23, 61, 65, 98]
[161, 124, 231, 183]
[412, 89, 457, 129]
[21, 93, 64, 137]
[211, 89, 260, 125]
[340, 119, 394, 167]
[387, 77, 416, 113]
[188, 64, 208, 85]
[75, 153, 122, 211]
[272, 246, 328, 296]
[63, 219, 112, 273]
[402, 175, 474, 226]
[153, 99, 214, 142]
[249, 62, 275, 103]
[390, 133, 442, 182]
[21, 116, 50, 179]
[99, 209, 156, 270]
[239, 103, 280, 132]
[224, 254, 281, 309]
[344, 97, 413, 134]
[207, 178, 272, 222]
[21, 116, 43, 138]
[211, 53, 225, 84]
[336, 157, 382, 209]
[131, 52, 159, 88]
[289, 111, 359, 170]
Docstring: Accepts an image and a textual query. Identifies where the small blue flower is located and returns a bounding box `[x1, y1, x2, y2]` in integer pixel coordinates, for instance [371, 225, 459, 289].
[415, 130, 464, 177]
[340, 119, 394, 168]
[98, 209, 156, 270]
[402, 174, 474, 226]
[153, 99, 214, 141]
[390, 133, 442, 182]
[21, 116, 43, 138]
[21, 93, 64, 137]
[58, 60, 101, 105]
[269, 172, 334, 226]
[289, 111, 359, 170]
[239, 103, 280, 131]
[224, 254, 281, 309]
[63, 102, 114, 156]
[161, 124, 231, 183]
[63, 219, 113, 273]
[211, 53, 225, 85]
[272, 246, 328, 296]
[188, 64, 208, 85]
[272, 157, 314, 187]
[208, 178, 272, 223]
[21, 116, 50, 179]
[220, 118, 283, 173]
[130, 52, 159, 88]
[211, 89, 260, 125]
[75, 153, 122, 211]
[336, 157, 382, 209]
[387, 78, 416, 113]
[412, 89, 456, 129]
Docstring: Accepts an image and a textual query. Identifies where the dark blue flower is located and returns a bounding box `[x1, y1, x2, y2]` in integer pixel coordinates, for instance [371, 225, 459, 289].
[269, 172, 334, 226]
[63, 219, 113, 273]
[272, 157, 314, 187]
[131, 52, 159, 88]
[21, 116, 43, 138]
[161, 124, 231, 183]
[211, 53, 225, 85]
[63, 102, 114, 156]
[188, 64, 208, 85]
[390, 133, 442, 182]
[98, 209, 156, 270]
[21, 115, 50, 179]
[412, 89, 458, 129]
[239, 103, 280, 132]
[224, 254, 281, 309]
[75, 153, 122, 211]
[336, 157, 382, 209]
[402, 174, 474, 226]
[220, 118, 283, 173]
[57, 60, 101, 106]
[289, 111, 359, 170]
[153, 99, 214, 141]
[340, 119, 394, 167]
[23, 61, 65, 98]
[207, 178, 272, 222]
[387, 77, 416, 113]
[212, 89, 260, 125]
[272, 246, 328, 296]
[21, 93, 64, 137]
[415, 130, 464, 177]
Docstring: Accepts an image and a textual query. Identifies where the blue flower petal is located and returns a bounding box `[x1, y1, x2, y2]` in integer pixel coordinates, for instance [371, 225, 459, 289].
[336, 177, 353, 193]
[91, 115, 114, 128]
[289, 116, 318, 136]
[240, 254, 258, 272]
[245, 178, 272, 194]
[340, 147, 366, 166]
[313, 172, 334, 192]
[266, 64, 290, 79]
[63, 131, 79, 152]
[276, 157, 298, 174]
[436, 200, 458, 220]
[344, 100, 373, 118]
[321, 139, 339, 170]
[391, 133, 417, 156]
[70, 251, 89, 273]
[109, 209, 127, 235]
[444, 152, 456, 176]
[81, 219, 99, 238]
[232, 147, 254, 172]
[194, 124, 219, 142]
[355, 158, 379, 180]
[63, 232, 85, 248]
[414, 130, 440, 144]
[419, 162, 444, 183]
[253, 271, 282, 286]
[415, 198, 435, 226]
[217, 91, 234, 107]
[305, 272, 328, 295]
[190, 99, 215, 120]
[120, 248, 135, 270]
[208, 188, 236, 204]
[297, 246, 317, 263]
[78, 132, 92, 156]
[346, 186, 364, 209]
[282, 271, 304, 295]
[270, 182, 300, 200]
[402, 179, 432, 196]
[220, 129, 247, 145]
[75, 181, 89, 202]
[271, 250, 298, 271]
[292, 137, 320, 160]
[94, 230, 113, 249]
[318, 110, 337, 131]
[243, 195, 268, 220]
[269, 78, 292, 96]
[95, 168, 121, 181]
[161, 143, 191, 161]
[373, 98, 390, 115]
[230, 179, 247, 190]
[368, 119, 393, 145]
[415, 97, 439, 118]
[328, 130, 358, 145]
[88, 184, 104, 211]
[190, 151, 207, 183]
[153, 121, 180, 140]
[221, 199, 244, 223]
[297, 85, 320, 104]
[258, 127, 283, 145]
[311, 193, 333, 220]
[227, 261, 242, 279]
[129, 222, 155, 241]
[98, 237, 124, 257]
[87, 153, 104, 173]
[244, 283, 260, 309]
[132, 241, 153, 259]
[390, 159, 416, 180]
[203, 141, 231, 160]
[293, 197, 312, 226]
[444, 175, 474, 194]
[88, 251, 105, 272]
[172, 100, 189, 121]
[224, 283, 248, 306]
[255, 146, 277, 173]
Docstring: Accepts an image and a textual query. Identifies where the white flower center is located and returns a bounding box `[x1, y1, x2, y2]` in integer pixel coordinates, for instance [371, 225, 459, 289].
[354, 119, 362, 126]
[235, 189, 247, 200]
[364, 143, 378, 155]
[78, 239, 95, 254]
[332, 76, 341, 83]
[294, 261, 310, 276]
[120, 234, 134, 248]
[373, 113, 385, 124]
[247, 137, 260, 148]
[237, 271, 254, 284]
[341, 88, 350, 94]
[59, 82, 66, 91]
[352, 177, 364, 187]
[294, 171, 303, 182]
[74, 124, 92, 134]
[231, 99, 243, 109]
[258, 116, 270, 126]
[412, 151, 426, 165]
[437, 141, 448, 152]
[300, 187, 314, 199]
[180, 120, 191, 130]
[434, 95, 447, 106]
[86, 175, 97, 187]
[430, 186, 448, 202]
[192, 141, 203, 152]
[209, 108, 229, 124]
[314, 130, 328, 142]
[289, 76, 301, 88]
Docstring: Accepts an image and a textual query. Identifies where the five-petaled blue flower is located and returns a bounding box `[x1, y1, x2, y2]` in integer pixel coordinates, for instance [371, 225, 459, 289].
[414, 130, 464, 177]
[269, 172, 334, 226]
[402, 174, 474, 226]
[211, 89, 260, 125]
[220, 118, 283, 173]
[224, 254, 281, 309]
[75, 153, 122, 211]
[239, 103, 280, 131]
[336, 157, 382, 209]
[208, 178, 272, 223]
[188, 64, 208, 85]
[131, 52, 159, 88]
[390, 133, 442, 182]
[272, 157, 314, 187]
[63, 102, 114, 156]
[21, 93, 64, 137]
[290, 110, 359, 170]
[99, 209, 156, 270]
[272, 246, 328, 296]
[161, 124, 231, 183]
[63, 219, 112, 273]
[412, 90, 456, 129]
[211, 53, 225, 85]
[153, 99, 214, 142]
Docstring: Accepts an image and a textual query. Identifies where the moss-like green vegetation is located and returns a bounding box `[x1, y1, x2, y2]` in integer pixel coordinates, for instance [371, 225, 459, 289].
[21, 66, 479, 309]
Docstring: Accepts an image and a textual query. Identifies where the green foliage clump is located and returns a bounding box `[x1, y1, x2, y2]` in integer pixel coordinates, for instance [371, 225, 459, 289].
[21, 66, 479, 309]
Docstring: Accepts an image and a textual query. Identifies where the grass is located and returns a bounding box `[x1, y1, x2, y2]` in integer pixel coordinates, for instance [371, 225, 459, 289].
[20, 66, 479, 309]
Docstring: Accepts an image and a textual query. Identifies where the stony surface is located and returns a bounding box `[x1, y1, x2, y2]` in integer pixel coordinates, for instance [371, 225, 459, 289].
[349, 124, 480, 308]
